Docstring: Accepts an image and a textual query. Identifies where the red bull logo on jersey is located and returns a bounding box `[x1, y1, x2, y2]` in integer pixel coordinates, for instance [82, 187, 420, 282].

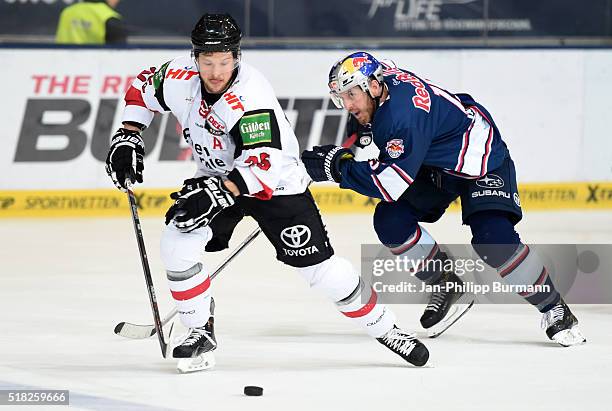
[386, 139, 404, 159]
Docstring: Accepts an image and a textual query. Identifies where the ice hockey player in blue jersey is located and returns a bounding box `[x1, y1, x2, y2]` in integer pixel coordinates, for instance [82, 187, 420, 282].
[301, 51, 586, 346]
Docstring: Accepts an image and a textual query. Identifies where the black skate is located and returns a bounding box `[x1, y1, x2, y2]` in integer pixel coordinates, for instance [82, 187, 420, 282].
[173, 298, 217, 373]
[420, 270, 475, 338]
[377, 326, 429, 367]
[541, 299, 586, 347]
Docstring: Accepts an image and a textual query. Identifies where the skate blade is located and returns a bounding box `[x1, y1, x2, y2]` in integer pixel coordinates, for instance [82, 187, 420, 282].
[552, 326, 587, 347]
[426, 293, 475, 338]
[176, 352, 216, 373]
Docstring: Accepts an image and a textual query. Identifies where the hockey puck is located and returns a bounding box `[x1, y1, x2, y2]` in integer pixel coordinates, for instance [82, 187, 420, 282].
[244, 386, 263, 396]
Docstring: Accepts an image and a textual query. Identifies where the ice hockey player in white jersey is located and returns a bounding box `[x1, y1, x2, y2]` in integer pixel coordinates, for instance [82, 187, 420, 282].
[105, 14, 430, 372]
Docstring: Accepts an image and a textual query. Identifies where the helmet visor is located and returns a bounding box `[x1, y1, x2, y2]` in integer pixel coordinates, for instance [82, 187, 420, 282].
[329, 85, 364, 109]
[328, 79, 345, 108]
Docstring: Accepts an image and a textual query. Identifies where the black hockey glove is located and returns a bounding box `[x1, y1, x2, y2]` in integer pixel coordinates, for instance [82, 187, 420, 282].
[345, 115, 373, 149]
[301, 145, 354, 183]
[165, 176, 235, 233]
[105, 128, 145, 191]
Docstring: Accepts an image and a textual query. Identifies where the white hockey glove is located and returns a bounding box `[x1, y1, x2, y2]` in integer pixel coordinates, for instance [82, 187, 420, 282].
[105, 128, 145, 191]
[165, 176, 235, 233]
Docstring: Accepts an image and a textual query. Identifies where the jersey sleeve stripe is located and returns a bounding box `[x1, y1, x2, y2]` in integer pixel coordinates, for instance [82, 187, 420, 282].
[371, 174, 393, 202]
[455, 114, 475, 173]
[125, 85, 146, 108]
[454, 106, 493, 177]
[375, 166, 411, 201]
[390, 163, 414, 184]
[472, 105, 495, 176]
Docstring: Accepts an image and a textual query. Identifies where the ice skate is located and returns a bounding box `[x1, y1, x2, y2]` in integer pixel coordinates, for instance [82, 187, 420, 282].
[420, 270, 475, 338]
[174, 299, 217, 373]
[377, 326, 429, 367]
[541, 299, 586, 347]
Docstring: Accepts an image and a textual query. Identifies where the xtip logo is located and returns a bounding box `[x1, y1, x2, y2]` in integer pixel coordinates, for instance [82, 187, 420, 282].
[131, 192, 168, 210]
[0, 197, 15, 209]
[368, 0, 476, 21]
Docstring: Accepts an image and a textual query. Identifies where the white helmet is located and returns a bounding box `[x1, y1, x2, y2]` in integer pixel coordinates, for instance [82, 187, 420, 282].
[328, 51, 384, 108]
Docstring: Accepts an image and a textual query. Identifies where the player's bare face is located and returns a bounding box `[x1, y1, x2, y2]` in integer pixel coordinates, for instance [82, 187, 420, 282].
[197, 52, 237, 94]
[339, 86, 376, 125]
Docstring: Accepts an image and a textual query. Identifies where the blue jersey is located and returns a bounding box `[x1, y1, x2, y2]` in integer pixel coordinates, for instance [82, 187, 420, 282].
[340, 60, 509, 202]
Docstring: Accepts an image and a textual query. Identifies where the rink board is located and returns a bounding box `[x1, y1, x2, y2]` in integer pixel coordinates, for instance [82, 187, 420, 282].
[2, 48, 612, 218]
[1, 181, 612, 218]
[1, 49, 612, 190]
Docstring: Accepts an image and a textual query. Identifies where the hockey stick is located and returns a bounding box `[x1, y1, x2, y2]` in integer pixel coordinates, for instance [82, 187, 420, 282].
[114, 225, 262, 339]
[125, 181, 168, 358]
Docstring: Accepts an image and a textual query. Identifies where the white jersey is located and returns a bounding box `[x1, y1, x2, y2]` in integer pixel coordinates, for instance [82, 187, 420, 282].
[122, 55, 309, 199]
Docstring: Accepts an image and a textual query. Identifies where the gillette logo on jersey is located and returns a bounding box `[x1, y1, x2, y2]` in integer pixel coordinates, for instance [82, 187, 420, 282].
[386, 139, 404, 158]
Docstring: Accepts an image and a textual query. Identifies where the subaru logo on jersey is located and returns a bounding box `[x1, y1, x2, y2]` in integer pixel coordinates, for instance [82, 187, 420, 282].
[476, 174, 504, 189]
[280, 225, 311, 248]
[386, 139, 404, 159]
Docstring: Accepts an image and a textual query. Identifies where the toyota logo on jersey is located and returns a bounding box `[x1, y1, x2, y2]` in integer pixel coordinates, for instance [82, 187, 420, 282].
[280, 225, 311, 248]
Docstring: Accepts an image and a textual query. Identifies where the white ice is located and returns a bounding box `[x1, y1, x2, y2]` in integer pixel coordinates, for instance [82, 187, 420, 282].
[1, 210, 611, 411]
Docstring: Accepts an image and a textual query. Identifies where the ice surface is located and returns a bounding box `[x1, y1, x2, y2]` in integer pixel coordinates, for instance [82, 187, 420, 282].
[1, 211, 611, 410]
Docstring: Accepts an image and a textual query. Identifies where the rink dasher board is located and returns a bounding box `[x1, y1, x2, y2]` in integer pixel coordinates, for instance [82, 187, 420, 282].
[1, 182, 612, 218]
